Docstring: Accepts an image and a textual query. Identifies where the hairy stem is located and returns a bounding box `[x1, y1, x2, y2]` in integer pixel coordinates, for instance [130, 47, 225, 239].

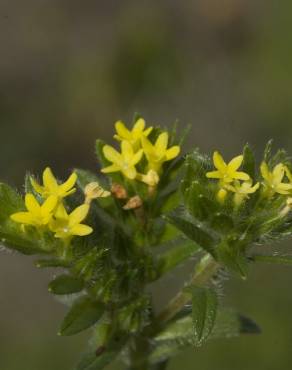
[155, 254, 219, 324]
[129, 255, 219, 370]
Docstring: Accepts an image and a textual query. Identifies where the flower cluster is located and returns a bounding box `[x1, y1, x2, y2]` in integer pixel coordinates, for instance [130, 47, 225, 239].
[10, 168, 109, 243]
[206, 151, 259, 205]
[206, 151, 292, 206]
[101, 118, 180, 186]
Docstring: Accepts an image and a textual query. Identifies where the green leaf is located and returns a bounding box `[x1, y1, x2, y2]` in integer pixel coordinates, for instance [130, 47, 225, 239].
[190, 287, 218, 346]
[0, 183, 24, 221]
[35, 258, 71, 269]
[264, 140, 273, 163]
[49, 274, 84, 295]
[95, 139, 108, 168]
[157, 239, 201, 277]
[217, 241, 249, 279]
[242, 144, 256, 179]
[76, 350, 117, 370]
[251, 254, 292, 266]
[166, 212, 217, 257]
[185, 181, 219, 222]
[59, 296, 104, 336]
[150, 309, 259, 364]
[75, 169, 100, 189]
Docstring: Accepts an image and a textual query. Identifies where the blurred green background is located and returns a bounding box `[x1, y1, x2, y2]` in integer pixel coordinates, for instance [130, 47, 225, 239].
[1, 1, 292, 369]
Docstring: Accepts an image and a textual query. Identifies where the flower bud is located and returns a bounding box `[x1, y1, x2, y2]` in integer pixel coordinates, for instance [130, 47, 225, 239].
[111, 183, 128, 199]
[84, 182, 111, 204]
[123, 196, 143, 210]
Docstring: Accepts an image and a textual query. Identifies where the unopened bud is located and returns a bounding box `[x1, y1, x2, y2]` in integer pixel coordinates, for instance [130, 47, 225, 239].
[111, 183, 128, 199]
[140, 170, 160, 187]
[84, 182, 111, 204]
[123, 196, 143, 210]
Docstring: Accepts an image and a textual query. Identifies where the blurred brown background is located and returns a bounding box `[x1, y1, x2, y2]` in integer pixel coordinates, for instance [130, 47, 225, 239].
[1, 1, 292, 369]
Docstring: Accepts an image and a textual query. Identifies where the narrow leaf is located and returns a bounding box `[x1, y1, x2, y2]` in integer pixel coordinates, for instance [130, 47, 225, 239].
[49, 274, 84, 295]
[157, 239, 200, 277]
[242, 144, 256, 179]
[190, 287, 218, 346]
[251, 254, 292, 266]
[166, 213, 216, 256]
[60, 296, 104, 336]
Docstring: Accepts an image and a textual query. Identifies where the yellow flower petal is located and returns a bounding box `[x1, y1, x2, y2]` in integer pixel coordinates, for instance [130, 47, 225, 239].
[101, 164, 120, 173]
[260, 162, 271, 182]
[133, 118, 145, 133]
[228, 155, 244, 172]
[213, 152, 226, 171]
[41, 195, 58, 216]
[69, 204, 90, 227]
[10, 212, 35, 225]
[25, 194, 41, 215]
[141, 136, 155, 157]
[115, 121, 131, 140]
[43, 167, 58, 190]
[232, 172, 250, 181]
[55, 203, 69, 219]
[206, 171, 222, 179]
[123, 167, 137, 180]
[273, 163, 285, 184]
[131, 149, 144, 166]
[121, 141, 134, 162]
[30, 178, 44, 194]
[155, 132, 168, 152]
[59, 173, 77, 193]
[70, 224, 93, 236]
[165, 146, 180, 161]
[103, 145, 123, 166]
[144, 127, 153, 137]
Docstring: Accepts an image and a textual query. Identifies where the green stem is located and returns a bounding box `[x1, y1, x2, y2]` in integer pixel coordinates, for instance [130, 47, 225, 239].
[155, 254, 219, 324]
[128, 255, 219, 370]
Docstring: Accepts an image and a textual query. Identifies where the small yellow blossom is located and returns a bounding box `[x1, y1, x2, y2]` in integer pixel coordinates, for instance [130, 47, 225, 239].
[225, 180, 260, 206]
[137, 170, 160, 187]
[141, 132, 180, 173]
[50, 203, 93, 240]
[114, 118, 153, 150]
[31, 167, 77, 200]
[101, 141, 143, 180]
[260, 162, 292, 196]
[84, 182, 111, 204]
[11, 193, 58, 227]
[206, 152, 250, 185]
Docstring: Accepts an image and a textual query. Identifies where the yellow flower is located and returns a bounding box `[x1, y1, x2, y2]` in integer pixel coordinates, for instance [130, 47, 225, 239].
[114, 118, 153, 150]
[101, 141, 143, 180]
[206, 152, 250, 185]
[50, 203, 93, 240]
[31, 167, 77, 200]
[260, 162, 292, 196]
[10, 193, 58, 227]
[141, 132, 180, 173]
[84, 182, 111, 204]
[225, 180, 260, 206]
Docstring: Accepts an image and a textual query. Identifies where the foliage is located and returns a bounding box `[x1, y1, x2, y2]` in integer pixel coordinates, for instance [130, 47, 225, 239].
[1, 118, 292, 370]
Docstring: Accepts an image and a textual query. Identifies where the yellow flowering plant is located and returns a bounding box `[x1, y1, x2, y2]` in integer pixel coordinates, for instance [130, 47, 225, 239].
[2, 121, 292, 370]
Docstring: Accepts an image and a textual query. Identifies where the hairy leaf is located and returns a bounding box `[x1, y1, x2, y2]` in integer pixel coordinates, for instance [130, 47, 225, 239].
[190, 287, 218, 346]
[166, 212, 216, 256]
[60, 296, 104, 336]
[49, 274, 84, 295]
